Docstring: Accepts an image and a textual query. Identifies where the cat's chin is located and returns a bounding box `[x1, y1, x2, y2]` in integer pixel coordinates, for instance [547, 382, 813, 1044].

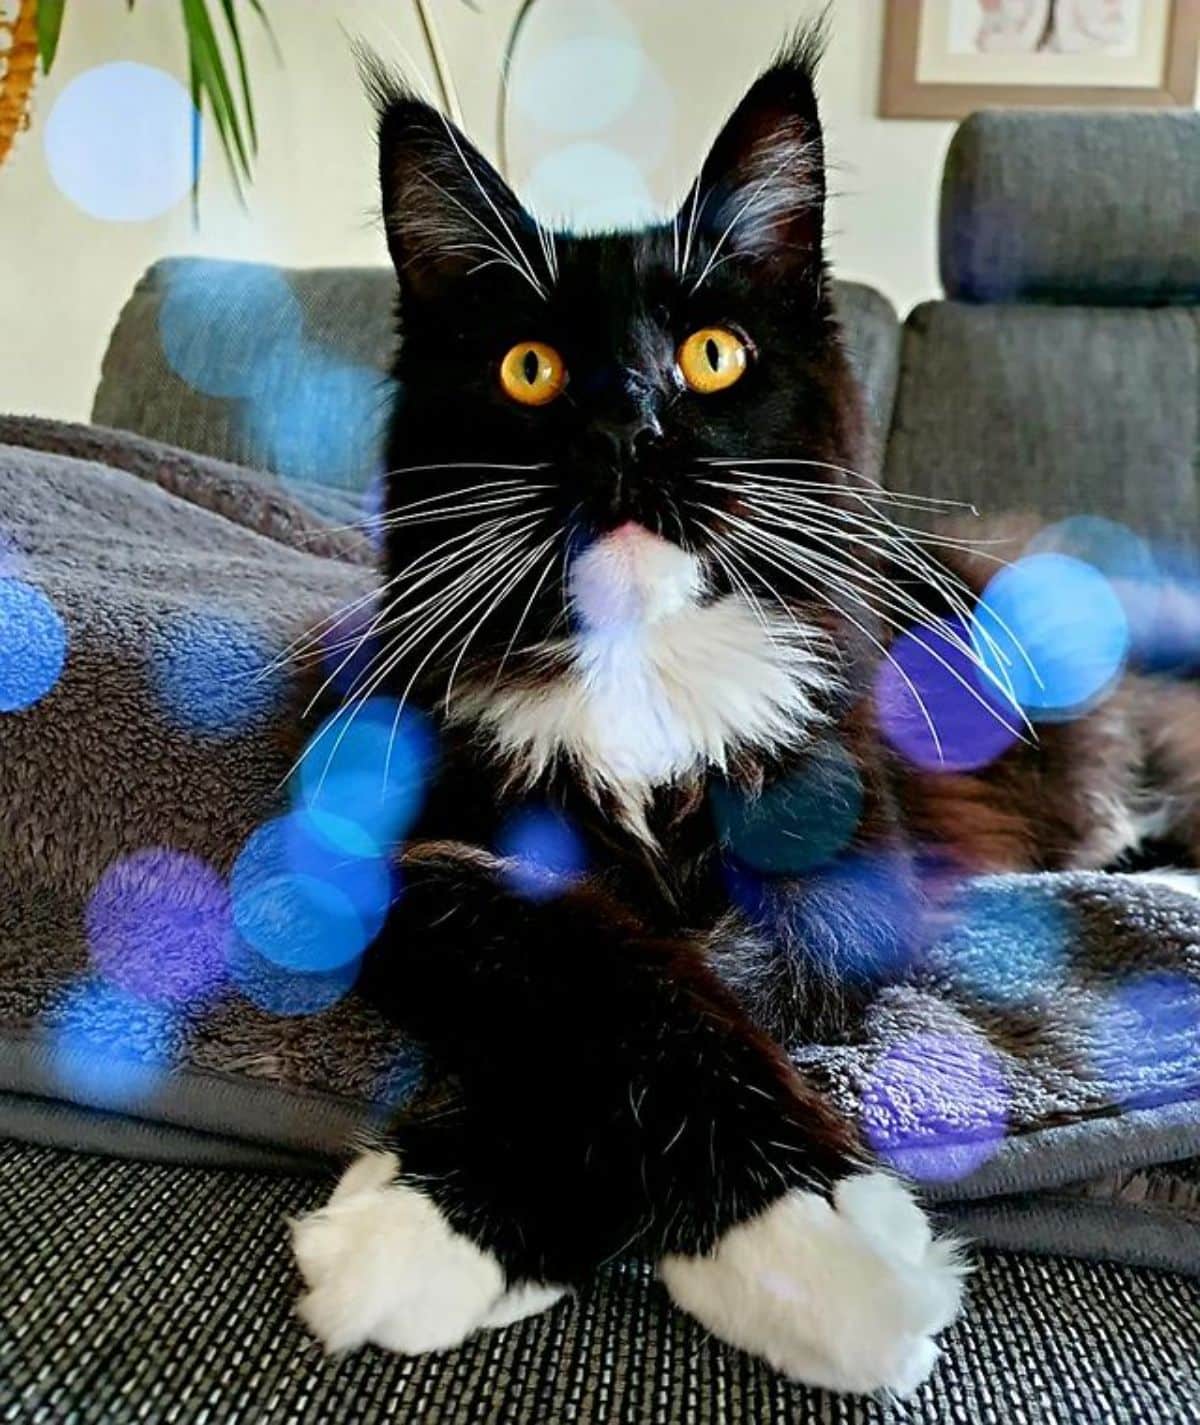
[570, 522, 704, 630]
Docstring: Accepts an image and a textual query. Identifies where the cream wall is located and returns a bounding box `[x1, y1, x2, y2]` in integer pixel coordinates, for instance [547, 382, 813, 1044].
[0, 1, 982, 421]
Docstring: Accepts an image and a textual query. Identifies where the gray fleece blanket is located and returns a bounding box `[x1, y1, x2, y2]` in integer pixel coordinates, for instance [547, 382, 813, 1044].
[1, 415, 1198, 1276]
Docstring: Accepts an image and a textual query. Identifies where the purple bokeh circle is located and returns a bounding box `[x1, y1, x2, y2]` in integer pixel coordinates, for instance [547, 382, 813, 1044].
[875, 616, 1021, 773]
[861, 1030, 1009, 1182]
[86, 848, 232, 1005]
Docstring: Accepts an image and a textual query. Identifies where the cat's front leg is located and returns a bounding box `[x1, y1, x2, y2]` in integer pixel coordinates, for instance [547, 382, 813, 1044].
[655, 878, 967, 1397]
[291, 843, 964, 1394]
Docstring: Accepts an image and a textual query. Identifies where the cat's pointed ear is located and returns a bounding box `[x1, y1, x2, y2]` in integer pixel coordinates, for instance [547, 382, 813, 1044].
[679, 26, 827, 282]
[364, 57, 548, 301]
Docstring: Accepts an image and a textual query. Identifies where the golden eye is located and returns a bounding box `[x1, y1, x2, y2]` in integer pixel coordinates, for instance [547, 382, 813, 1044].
[677, 327, 750, 395]
[500, 341, 567, 407]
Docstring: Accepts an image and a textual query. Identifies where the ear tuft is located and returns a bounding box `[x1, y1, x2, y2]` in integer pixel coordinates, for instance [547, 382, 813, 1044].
[360, 48, 552, 301]
[770, 14, 831, 85]
[680, 19, 829, 286]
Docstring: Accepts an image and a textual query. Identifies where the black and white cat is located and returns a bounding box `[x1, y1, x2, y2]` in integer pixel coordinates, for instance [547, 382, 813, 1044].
[289, 32, 974, 1396]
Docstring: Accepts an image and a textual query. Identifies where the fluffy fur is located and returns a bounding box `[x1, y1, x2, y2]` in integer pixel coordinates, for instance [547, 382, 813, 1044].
[289, 29, 1198, 1394]
[660, 1173, 966, 1397]
[293, 1151, 506, 1355]
[455, 525, 833, 835]
[292, 1151, 565, 1354]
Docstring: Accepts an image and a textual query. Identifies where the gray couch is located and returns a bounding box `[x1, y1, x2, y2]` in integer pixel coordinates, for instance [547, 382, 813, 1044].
[5, 111, 1200, 1423]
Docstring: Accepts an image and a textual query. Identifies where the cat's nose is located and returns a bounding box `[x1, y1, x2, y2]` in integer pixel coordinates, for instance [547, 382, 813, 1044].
[600, 413, 663, 465]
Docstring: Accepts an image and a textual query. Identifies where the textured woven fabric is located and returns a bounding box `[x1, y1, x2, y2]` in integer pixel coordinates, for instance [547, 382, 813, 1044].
[940, 111, 1200, 306]
[884, 302, 1200, 535]
[89, 260, 900, 481]
[1, 1141, 1197, 1425]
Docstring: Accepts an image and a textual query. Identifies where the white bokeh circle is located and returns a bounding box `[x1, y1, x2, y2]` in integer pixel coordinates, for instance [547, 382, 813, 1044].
[43, 62, 197, 222]
[512, 34, 646, 136]
[523, 142, 656, 232]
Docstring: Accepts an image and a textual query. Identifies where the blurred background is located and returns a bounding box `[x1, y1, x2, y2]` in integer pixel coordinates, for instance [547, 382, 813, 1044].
[0, 0, 1112, 423]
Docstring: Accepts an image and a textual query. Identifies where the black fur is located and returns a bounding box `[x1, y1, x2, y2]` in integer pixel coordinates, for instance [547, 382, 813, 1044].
[329, 22, 1200, 1299]
[360, 843, 860, 1282]
[338, 31, 889, 1288]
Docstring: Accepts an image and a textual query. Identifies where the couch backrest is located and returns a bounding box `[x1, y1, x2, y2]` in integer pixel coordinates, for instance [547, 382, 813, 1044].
[92, 261, 399, 497]
[91, 261, 902, 491]
[884, 110, 1200, 541]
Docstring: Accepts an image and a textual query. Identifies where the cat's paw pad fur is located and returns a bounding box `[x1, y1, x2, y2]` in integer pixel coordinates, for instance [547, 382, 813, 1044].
[659, 1171, 966, 1398]
[291, 1151, 563, 1355]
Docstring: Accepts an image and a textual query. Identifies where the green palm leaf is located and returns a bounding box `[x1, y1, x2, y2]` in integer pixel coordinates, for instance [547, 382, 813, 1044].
[35, 0, 68, 72]
[182, 0, 253, 193]
[217, 0, 259, 153]
[181, 0, 278, 204]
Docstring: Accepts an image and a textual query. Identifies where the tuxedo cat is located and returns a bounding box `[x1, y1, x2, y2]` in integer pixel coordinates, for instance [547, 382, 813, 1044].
[288, 30, 1137, 1396]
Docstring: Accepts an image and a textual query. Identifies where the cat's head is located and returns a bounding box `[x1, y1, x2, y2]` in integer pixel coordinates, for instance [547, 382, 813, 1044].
[366, 30, 868, 708]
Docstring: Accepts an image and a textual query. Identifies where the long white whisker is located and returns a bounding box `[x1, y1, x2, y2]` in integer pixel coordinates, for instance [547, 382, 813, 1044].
[689, 151, 801, 296]
[301, 533, 540, 800]
[379, 460, 550, 479]
[293, 520, 541, 671]
[704, 525, 813, 637]
[381, 535, 548, 782]
[705, 540, 773, 632]
[414, 170, 546, 300]
[708, 511, 1030, 744]
[720, 477, 992, 547]
[431, 115, 547, 297]
[725, 493, 998, 636]
[697, 470, 973, 519]
[297, 515, 546, 713]
[442, 535, 557, 711]
[493, 546, 561, 687]
[698, 468, 1030, 689]
[722, 483, 1040, 691]
[363, 528, 542, 693]
[739, 512, 1026, 717]
[731, 494, 1029, 701]
[680, 174, 708, 279]
[704, 456, 983, 515]
[295, 480, 545, 542]
[708, 524, 947, 759]
[372, 492, 551, 532]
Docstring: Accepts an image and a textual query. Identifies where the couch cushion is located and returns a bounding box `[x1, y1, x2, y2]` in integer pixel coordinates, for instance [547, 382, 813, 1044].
[91, 259, 900, 481]
[92, 260, 399, 496]
[3, 1140, 1197, 1425]
[884, 301, 1200, 536]
[941, 111, 1200, 307]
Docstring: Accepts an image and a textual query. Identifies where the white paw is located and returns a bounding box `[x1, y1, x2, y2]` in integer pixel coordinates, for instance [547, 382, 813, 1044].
[290, 1152, 563, 1355]
[482, 1281, 569, 1329]
[659, 1172, 966, 1398]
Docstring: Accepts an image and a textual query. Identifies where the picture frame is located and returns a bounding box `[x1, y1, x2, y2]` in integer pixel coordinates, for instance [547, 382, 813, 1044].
[880, 0, 1200, 118]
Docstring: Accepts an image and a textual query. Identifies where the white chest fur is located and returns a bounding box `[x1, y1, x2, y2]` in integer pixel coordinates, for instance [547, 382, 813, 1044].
[456, 526, 831, 828]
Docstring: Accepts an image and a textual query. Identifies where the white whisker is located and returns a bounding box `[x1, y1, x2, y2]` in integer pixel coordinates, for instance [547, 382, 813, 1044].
[296, 514, 547, 715]
[689, 150, 805, 296]
[493, 546, 560, 688]
[705, 508, 1030, 745]
[300, 532, 542, 800]
[720, 481, 1040, 693]
[431, 112, 548, 297]
[704, 522, 947, 759]
[442, 535, 557, 711]
[729, 492, 1031, 702]
[679, 174, 708, 280]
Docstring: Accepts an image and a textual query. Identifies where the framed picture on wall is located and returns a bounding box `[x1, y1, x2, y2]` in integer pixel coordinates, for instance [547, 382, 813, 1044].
[880, 0, 1200, 117]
